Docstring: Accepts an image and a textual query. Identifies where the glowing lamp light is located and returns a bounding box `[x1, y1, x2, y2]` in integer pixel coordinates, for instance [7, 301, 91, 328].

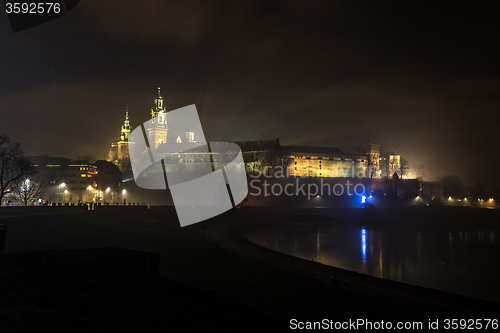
[122, 189, 127, 194]
[64, 190, 68, 193]
[60, 182, 66, 188]
[448, 196, 453, 200]
[87, 185, 93, 190]
[106, 187, 111, 192]
[361, 196, 366, 204]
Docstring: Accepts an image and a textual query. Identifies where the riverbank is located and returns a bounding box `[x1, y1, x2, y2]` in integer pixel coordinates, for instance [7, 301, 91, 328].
[197, 208, 500, 318]
[0, 206, 498, 331]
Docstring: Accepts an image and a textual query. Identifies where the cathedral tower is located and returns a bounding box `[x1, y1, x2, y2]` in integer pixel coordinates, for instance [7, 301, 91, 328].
[117, 108, 133, 171]
[108, 108, 133, 173]
[147, 87, 168, 150]
[120, 108, 131, 141]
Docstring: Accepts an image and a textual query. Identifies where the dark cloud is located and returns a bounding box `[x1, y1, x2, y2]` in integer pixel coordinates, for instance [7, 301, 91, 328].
[0, 0, 499, 189]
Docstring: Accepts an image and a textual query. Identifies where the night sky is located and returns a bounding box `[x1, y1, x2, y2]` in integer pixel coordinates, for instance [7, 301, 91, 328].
[1, 1, 499, 189]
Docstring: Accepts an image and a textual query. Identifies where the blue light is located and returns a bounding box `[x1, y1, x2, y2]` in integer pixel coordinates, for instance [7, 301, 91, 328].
[361, 196, 366, 204]
[361, 227, 367, 263]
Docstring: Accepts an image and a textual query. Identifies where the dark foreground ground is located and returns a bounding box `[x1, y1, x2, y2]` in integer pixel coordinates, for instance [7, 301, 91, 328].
[0, 206, 499, 332]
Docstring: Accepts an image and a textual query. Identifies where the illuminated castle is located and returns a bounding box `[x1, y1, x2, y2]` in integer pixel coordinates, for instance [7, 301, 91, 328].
[108, 88, 401, 179]
[145, 87, 197, 150]
[235, 140, 401, 179]
[108, 87, 197, 172]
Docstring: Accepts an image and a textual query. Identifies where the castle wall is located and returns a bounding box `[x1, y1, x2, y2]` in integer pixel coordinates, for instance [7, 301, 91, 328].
[288, 157, 367, 178]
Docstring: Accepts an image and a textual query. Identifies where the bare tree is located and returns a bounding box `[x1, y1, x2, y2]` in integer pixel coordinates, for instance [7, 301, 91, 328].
[400, 158, 410, 178]
[0, 134, 35, 205]
[12, 175, 43, 206]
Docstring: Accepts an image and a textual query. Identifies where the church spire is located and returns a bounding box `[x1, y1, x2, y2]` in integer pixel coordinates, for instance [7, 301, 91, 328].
[120, 107, 131, 141]
[153, 87, 165, 116]
[151, 87, 167, 128]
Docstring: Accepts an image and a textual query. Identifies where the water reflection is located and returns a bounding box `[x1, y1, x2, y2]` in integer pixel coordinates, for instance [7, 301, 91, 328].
[361, 227, 367, 264]
[246, 224, 500, 303]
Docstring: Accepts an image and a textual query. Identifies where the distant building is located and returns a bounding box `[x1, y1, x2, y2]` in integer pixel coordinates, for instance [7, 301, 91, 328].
[379, 150, 402, 178]
[235, 140, 390, 179]
[358, 143, 381, 178]
[106, 88, 404, 181]
[29, 156, 99, 204]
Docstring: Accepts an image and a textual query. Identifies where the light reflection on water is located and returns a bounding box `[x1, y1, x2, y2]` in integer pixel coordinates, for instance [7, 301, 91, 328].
[361, 227, 367, 264]
[246, 225, 500, 303]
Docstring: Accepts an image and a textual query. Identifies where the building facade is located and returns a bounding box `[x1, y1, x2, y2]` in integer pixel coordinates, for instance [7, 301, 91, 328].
[235, 140, 397, 179]
[29, 156, 99, 204]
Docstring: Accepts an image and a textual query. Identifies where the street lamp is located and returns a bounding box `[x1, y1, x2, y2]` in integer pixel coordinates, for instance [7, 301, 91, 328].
[21, 178, 31, 206]
[105, 187, 111, 204]
[23, 179, 30, 191]
[87, 185, 93, 202]
[59, 183, 66, 203]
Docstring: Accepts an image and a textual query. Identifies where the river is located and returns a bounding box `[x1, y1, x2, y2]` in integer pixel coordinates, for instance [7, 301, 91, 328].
[246, 208, 500, 303]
